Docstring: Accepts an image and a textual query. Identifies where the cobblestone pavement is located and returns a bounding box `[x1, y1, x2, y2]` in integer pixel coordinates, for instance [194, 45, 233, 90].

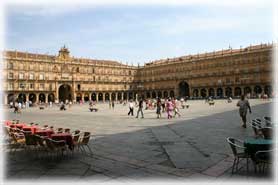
[2, 99, 275, 184]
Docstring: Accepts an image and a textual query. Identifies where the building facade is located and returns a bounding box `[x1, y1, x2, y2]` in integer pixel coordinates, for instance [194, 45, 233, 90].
[2, 43, 273, 104]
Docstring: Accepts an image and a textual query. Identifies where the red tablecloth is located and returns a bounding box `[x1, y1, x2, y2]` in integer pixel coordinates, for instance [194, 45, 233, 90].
[51, 133, 74, 150]
[9, 123, 27, 129]
[22, 126, 38, 134]
[4, 120, 12, 126]
[35, 129, 55, 137]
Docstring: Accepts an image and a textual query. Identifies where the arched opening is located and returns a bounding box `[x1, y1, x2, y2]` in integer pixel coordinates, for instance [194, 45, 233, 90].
[84, 93, 89, 102]
[105, 93, 110, 101]
[170, 90, 175, 98]
[7, 94, 15, 104]
[208, 88, 215, 97]
[123, 92, 127, 100]
[179, 81, 190, 98]
[111, 93, 116, 101]
[146, 92, 151, 98]
[128, 92, 133, 100]
[264, 85, 272, 97]
[254, 86, 262, 95]
[18, 93, 26, 103]
[193, 89, 199, 97]
[29, 93, 36, 103]
[234, 87, 242, 97]
[244, 86, 251, 95]
[98, 93, 103, 101]
[151, 91, 156, 99]
[91, 93, 97, 101]
[39, 93, 46, 103]
[225, 87, 232, 98]
[59, 84, 72, 102]
[163, 91, 168, 98]
[157, 91, 162, 98]
[76, 93, 82, 102]
[216, 88, 223, 98]
[117, 93, 122, 101]
[200, 89, 207, 98]
[48, 93, 55, 103]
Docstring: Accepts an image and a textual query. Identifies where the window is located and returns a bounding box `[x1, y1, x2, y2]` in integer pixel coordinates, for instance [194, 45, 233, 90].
[8, 72, 13, 79]
[29, 73, 34, 80]
[19, 83, 25, 89]
[49, 84, 52, 91]
[39, 64, 44, 71]
[39, 74, 44, 80]
[29, 83, 34, 89]
[39, 83, 44, 89]
[92, 68, 95, 74]
[19, 73, 24, 79]
[19, 63, 23, 70]
[29, 64, 33, 70]
[76, 67, 79, 73]
[8, 62, 13, 69]
[8, 83, 13, 90]
[77, 84, 81, 91]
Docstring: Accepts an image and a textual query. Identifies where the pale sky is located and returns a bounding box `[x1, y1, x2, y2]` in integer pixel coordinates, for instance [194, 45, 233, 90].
[4, 0, 274, 65]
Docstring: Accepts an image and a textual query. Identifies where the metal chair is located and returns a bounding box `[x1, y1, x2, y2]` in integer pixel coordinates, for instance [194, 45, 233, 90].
[261, 127, 272, 139]
[254, 150, 273, 173]
[227, 137, 250, 174]
[78, 132, 93, 155]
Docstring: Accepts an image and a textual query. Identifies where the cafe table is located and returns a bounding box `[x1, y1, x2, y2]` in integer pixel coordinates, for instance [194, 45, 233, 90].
[35, 129, 55, 138]
[51, 133, 74, 150]
[244, 138, 272, 160]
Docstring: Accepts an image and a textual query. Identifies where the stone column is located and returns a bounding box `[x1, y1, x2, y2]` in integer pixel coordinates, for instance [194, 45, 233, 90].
[109, 92, 112, 101]
[96, 92, 99, 102]
[45, 93, 48, 103]
[36, 93, 40, 104]
[55, 82, 59, 102]
[115, 92, 118, 101]
[26, 93, 29, 102]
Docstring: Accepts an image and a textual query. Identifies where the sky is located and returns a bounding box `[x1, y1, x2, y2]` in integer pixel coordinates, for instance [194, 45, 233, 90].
[4, 0, 275, 65]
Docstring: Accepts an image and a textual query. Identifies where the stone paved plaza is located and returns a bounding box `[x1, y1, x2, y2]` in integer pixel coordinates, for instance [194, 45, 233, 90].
[2, 99, 275, 183]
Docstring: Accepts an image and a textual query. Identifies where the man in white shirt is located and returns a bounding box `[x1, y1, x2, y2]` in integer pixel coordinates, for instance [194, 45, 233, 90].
[128, 100, 134, 116]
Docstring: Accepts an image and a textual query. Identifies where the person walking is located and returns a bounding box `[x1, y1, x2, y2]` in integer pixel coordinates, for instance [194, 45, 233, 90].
[166, 98, 173, 119]
[156, 98, 162, 118]
[237, 95, 252, 128]
[112, 100, 115, 110]
[136, 98, 144, 118]
[128, 100, 134, 116]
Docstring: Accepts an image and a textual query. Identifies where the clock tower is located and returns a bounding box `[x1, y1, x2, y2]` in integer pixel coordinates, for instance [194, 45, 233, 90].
[58, 45, 70, 60]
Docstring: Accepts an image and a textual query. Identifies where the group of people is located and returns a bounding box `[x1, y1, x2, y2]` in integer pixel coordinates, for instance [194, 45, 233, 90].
[127, 97, 182, 119]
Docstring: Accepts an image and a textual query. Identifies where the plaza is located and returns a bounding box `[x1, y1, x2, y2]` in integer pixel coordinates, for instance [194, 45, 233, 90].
[3, 99, 273, 183]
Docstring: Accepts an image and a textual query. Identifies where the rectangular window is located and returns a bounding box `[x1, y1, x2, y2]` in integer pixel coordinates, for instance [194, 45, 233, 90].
[8, 72, 13, 79]
[29, 73, 34, 80]
[29, 83, 34, 89]
[29, 64, 33, 70]
[8, 83, 13, 90]
[19, 73, 24, 79]
[39, 74, 44, 80]
[19, 83, 25, 89]
[39, 83, 44, 89]
[40, 65, 43, 71]
[19, 63, 24, 70]
[8, 62, 13, 69]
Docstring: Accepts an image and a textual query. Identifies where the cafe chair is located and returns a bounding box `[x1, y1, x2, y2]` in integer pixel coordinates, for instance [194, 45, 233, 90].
[45, 138, 67, 159]
[254, 150, 273, 173]
[261, 127, 272, 139]
[56, 128, 63, 133]
[227, 137, 250, 174]
[78, 132, 93, 156]
[64, 128, 71, 133]
[263, 116, 272, 127]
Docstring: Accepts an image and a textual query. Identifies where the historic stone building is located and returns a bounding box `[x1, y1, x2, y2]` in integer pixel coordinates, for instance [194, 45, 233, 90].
[2, 43, 273, 104]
